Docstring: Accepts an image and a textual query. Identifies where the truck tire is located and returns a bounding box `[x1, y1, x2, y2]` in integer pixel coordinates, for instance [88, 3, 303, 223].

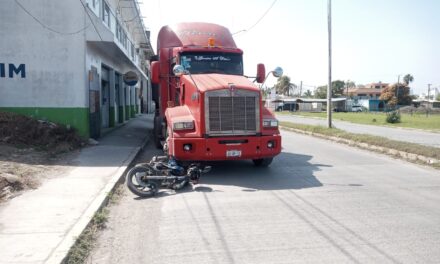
[252, 158, 273, 167]
[153, 115, 163, 149]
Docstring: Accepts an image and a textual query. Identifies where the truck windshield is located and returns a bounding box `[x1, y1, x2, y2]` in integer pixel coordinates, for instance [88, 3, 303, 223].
[180, 52, 243, 75]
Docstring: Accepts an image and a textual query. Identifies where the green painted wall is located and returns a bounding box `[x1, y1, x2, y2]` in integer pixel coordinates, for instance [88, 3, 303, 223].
[109, 106, 115, 127]
[0, 107, 90, 138]
[131, 105, 136, 118]
[125, 105, 130, 120]
[118, 106, 124, 123]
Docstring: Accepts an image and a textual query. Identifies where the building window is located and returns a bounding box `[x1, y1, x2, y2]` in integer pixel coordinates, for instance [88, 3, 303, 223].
[103, 1, 110, 27]
[116, 21, 120, 40]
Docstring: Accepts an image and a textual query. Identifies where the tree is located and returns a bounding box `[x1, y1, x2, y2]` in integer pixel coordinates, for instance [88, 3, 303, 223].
[275, 75, 296, 96]
[303, 89, 313, 98]
[436, 94, 440, 101]
[314, 80, 347, 99]
[332, 80, 346, 97]
[315, 85, 327, 99]
[346, 80, 356, 88]
[379, 83, 412, 106]
[403, 74, 414, 86]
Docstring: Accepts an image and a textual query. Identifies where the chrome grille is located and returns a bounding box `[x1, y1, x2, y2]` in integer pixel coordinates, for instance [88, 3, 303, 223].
[205, 89, 260, 136]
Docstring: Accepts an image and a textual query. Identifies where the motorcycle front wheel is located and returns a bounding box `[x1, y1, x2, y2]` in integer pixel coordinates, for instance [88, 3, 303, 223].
[126, 165, 158, 197]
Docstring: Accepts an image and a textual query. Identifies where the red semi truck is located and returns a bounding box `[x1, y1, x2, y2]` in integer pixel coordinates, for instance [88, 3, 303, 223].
[150, 22, 282, 166]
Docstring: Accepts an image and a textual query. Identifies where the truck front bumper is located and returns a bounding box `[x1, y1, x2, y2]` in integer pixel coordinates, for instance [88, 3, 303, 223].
[168, 135, 281, 161]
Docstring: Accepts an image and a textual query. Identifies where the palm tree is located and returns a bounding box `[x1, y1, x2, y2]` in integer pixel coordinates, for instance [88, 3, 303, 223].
[303, 90, 313, 98]
[403, 74, 414, 86]
[275, 75, 295, 96]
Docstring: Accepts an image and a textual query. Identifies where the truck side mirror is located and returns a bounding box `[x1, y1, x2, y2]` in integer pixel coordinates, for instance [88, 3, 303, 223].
[272, 67, 283, 78]
[173, 65, 187, 76]
[151, 61, 160, 84]
[256, 63, 266, 84]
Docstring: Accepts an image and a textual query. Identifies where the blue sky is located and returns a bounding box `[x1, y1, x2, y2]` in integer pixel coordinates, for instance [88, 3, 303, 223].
[141, 0, 439, 95]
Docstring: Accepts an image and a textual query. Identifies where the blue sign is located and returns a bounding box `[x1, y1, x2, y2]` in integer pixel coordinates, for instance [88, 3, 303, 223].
[123, 71, 138, 86]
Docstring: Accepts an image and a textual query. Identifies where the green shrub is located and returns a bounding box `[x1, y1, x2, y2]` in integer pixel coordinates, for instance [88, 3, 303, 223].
[386, 111, 401, 123]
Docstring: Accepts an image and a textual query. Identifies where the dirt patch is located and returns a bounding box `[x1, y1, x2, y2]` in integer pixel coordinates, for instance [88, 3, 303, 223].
[0, 111, 85, 202]
[0, 144, 77, 201]
[0, 112, 85, 152]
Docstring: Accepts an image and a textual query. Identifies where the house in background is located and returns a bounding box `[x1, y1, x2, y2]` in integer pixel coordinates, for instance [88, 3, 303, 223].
[344, 82, 389, 100]
[273, 98, 346, 112]
[344, 82, 388, 111]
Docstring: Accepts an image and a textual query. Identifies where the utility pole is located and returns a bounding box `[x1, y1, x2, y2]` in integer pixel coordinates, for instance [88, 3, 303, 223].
[346, 80, 349, 111]
[327, 0, 332, 128]
[299, 81, 303, 98]
[427, 83, 432, 117]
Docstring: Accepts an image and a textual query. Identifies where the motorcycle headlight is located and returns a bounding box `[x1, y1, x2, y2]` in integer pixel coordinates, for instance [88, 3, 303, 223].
[173, 121, 194, 131]
[263, 119, 278, 128]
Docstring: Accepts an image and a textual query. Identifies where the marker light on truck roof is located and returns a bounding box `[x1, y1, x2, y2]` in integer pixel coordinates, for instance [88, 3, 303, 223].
[208, 37, 215, 47]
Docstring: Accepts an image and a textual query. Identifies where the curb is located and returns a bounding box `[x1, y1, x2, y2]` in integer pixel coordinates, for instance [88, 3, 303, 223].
[280, 126, 440, 167]
[45, 135, 150, 264]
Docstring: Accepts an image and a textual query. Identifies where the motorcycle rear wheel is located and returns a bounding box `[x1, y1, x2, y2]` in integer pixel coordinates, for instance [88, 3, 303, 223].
[126, 165, 158, 197]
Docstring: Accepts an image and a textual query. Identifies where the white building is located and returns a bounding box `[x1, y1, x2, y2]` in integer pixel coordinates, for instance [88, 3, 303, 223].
[0, 0, 154, 138]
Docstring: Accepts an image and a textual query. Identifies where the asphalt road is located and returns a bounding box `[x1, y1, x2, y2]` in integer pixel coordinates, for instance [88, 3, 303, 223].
[276, 114, 440, 148]
[88, 131, 440, 264]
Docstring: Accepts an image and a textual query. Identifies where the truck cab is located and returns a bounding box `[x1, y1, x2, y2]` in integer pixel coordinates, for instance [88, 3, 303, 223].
[151, 22, 282, 166]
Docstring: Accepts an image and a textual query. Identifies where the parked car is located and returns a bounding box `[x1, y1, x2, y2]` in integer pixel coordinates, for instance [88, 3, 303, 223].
[276, 102, 297, 112]
[351, 105, 363, 112]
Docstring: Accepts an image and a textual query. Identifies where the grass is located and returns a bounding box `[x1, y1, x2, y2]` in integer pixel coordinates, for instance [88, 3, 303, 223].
[108, 184, 125, 204]
[278, 111, 440, 131]
[280, 121, 440, 164]
[64, 208, 109, 264]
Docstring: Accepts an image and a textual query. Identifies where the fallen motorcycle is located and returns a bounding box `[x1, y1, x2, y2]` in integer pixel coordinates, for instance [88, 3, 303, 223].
[126, 156, 211, 197]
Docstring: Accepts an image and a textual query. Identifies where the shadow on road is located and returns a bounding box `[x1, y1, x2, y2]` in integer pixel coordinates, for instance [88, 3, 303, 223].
[201, 151, 328, 191]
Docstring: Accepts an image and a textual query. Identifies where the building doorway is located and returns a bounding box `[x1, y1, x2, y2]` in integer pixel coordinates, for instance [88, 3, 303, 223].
[89, 66, 100, 139]
[378, 101, 385, 112]
[115, 72, 123, 123]
[101, 66, 110, 128]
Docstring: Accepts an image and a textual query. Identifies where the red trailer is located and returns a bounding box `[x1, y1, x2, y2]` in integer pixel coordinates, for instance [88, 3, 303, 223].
[151, 22, 282, 166]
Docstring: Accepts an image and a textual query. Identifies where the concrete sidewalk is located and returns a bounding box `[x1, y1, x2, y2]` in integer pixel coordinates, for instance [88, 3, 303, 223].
[0, 114, 152, 264]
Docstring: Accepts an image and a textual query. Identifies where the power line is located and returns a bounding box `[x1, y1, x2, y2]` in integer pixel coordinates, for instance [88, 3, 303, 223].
[232, 0, 277, 35]
[14, 0, 90, 35]
[78, 0, 103, 41]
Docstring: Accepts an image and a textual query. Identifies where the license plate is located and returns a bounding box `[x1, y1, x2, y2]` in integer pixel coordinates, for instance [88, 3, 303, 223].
[226, 150, 242, 157]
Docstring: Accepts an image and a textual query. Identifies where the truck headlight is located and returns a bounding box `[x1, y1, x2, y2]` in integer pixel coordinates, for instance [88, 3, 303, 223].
[263, 119, 278, 128]
[173, 121, 194, 130]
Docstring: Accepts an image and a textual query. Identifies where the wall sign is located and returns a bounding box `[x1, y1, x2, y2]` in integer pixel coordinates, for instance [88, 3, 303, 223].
[0, 63, 26, 78]
[123, 71, 138, 86]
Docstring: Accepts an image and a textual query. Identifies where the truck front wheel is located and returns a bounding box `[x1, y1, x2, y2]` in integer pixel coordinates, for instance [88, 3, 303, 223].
[252, 158, 273, 167]
[153, 115, 163, 149]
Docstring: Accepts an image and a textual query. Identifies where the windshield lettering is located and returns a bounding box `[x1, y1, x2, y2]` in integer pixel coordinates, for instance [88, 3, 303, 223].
[180, 52, 243, 75]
